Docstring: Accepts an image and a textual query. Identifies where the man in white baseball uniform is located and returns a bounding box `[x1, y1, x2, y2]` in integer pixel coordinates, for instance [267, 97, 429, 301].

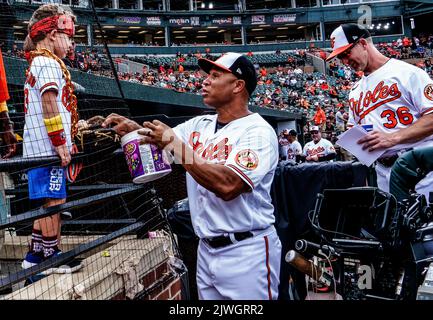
[286, 129, 302, 162]
[278, 129, 290, 160]
[103, 52, 281, 300]
[327, 23, 433, 198]
[302, 126, 336, 162]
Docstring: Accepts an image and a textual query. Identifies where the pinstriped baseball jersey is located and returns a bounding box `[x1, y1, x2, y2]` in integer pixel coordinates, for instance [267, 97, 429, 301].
[287, 140, 302, 160]
[23, 56, 72, 158]
[348, 58, 433, 154]
[173, 113, 278, 239]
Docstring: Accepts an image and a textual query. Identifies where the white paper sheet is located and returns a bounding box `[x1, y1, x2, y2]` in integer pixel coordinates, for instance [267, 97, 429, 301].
[336, 126, 386, 167]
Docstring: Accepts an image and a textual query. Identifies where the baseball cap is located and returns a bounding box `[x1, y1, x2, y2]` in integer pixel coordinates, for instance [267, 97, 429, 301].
[289, 129, 297, 137]
[310, 126, 320, 132]
[198, 52, 258, 96]
[326, 23, 371, 61]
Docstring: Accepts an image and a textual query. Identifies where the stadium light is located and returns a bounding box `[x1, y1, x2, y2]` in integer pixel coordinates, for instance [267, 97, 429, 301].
[198, 30, 209, 33]
[138, 30, 147, 34]
[277, 27, 288, 30]
[209, 2, 213, 9]
[201, 2, 205, 8]
[252, 28, 263, 31]
[197, 36, 208, 38]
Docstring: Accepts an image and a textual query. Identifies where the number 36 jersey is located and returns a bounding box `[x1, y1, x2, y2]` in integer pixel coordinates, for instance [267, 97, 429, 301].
[348, 58, 433, 152]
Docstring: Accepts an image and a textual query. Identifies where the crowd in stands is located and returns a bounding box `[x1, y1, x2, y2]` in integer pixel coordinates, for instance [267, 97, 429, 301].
[3, 36, 433, 157]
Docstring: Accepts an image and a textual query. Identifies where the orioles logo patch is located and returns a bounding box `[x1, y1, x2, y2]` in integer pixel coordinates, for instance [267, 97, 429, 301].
[235, 149, 259, 170]
[425, 84, 433, 101]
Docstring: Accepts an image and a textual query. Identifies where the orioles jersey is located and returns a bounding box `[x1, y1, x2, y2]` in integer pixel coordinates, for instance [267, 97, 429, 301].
[287, 140, 302, 160]
[303, 138, 335, 158]
[348, 58, 433, 154]
[23, 56, 72, 158]
[173, 113, 278, 239]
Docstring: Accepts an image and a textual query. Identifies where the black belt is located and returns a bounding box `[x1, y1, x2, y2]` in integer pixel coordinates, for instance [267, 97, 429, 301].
[376, 154, 399, 167]
[376, 149, 413, 168]
[203, 231, 254, 249]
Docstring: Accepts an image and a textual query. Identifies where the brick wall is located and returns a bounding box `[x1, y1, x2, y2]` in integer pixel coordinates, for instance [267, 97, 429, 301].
[112, 260, 184, 300]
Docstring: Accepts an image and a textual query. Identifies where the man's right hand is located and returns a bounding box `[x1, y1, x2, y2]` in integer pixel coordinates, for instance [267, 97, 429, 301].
[1, 131, 17, 159]
[102, 113, 141, 136]
[56, 144, 71, 167]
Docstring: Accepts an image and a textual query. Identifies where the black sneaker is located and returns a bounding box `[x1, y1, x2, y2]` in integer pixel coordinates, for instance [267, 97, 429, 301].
[61, 211, 72, 220]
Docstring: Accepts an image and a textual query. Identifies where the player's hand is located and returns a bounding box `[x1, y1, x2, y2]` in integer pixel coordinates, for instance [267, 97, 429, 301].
[55, 144, 71, 167]
[1, 131, 17, 159]
[357, 130, 398, 152]
[140, 120, 175, 150]
[102, 113, 141, 136]
[311, 155, 319, 162]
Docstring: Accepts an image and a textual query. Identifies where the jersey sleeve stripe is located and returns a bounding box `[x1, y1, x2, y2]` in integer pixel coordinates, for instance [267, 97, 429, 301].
[40, 82, 59, 94]
[264, 235, 273, 300]
[421, 107, 433, 115]
[226, 164, 255, 189]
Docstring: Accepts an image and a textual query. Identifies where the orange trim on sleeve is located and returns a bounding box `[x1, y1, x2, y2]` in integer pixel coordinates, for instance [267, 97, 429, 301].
[40, 82, 59, 94]
[226, 164, 255, 189]
[421, 107, 433, 115]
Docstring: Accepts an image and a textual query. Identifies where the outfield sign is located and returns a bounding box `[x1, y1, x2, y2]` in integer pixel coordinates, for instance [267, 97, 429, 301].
[211, 16, 242, 26]
[168, 16, 200, 26]
[146, 16, 162, 26]
[251, 15, 265, 25]
[273, 14, 297, 24]
[116, 16, 141, 24]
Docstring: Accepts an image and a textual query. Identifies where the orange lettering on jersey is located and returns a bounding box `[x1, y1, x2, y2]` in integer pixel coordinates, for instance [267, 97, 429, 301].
[306, 146, 325, 156]
[349, 81, 402, 123]
[213, 138, 230, 161]
[201, 143, 214, 159]
[189, 132, 203, 153]
[188, 133, 232, 161]
[25, 72, 36, 88]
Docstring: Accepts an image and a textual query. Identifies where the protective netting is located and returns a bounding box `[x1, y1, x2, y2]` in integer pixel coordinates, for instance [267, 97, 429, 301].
[0, 2, 187, 300]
